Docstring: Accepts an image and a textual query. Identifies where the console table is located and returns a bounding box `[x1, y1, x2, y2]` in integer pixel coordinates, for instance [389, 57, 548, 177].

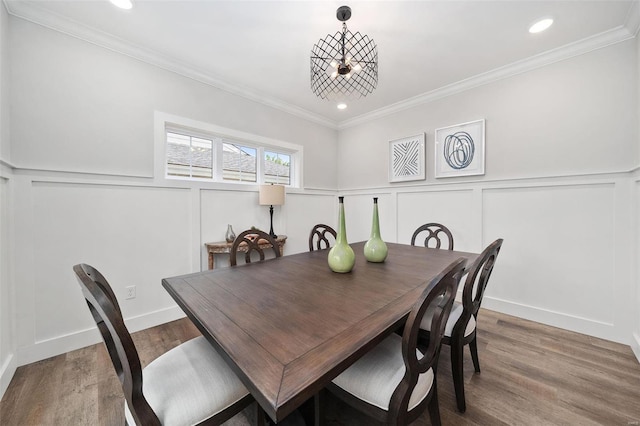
[205, 235, 287, 269]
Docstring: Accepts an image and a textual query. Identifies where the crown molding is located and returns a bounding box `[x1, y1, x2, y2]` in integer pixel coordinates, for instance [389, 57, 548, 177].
[339, 24, 635, 130]
[5, 1, 636, 132]
[4, 1, 339, 130]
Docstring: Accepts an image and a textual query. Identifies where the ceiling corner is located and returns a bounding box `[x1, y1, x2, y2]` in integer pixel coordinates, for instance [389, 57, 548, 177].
[624, 0, 640, 36]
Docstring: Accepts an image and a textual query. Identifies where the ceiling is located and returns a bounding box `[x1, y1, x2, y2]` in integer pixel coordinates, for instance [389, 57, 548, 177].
[4, 0, 638, 127]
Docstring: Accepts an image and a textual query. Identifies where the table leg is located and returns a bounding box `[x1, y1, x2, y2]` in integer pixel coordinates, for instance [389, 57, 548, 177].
[208, 252, 215, 270]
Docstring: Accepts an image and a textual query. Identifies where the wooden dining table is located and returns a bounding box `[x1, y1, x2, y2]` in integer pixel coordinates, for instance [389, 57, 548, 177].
[162, 241, 478, 423]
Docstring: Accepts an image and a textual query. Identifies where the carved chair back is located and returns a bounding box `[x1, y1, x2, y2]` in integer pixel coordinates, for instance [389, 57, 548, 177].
[230, 229, 281, 266]
[389, 257, 465, 423]
[410, 223, 454, 250]
[73, 264, 160, 426]
[453, 238, 503, 339]
[308, 224, 337, 251]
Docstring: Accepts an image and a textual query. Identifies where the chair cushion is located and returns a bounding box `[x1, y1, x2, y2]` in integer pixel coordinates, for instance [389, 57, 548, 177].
[332, 333, 434, 411]
[420, 300, 476, 338]
[125, 336, 249, 426]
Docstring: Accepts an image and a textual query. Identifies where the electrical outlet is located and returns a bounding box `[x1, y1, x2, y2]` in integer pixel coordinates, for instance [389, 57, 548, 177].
[125, 285, 136, 299]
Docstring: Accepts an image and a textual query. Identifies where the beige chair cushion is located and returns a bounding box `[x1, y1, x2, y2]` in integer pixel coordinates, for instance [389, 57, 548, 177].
[332, 333, 434, 411]
[420, 300, 476, 337]
[125, 336, 249, 426]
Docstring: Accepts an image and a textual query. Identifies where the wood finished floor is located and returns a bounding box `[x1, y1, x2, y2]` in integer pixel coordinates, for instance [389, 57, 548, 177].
[1, 309, 639, 425]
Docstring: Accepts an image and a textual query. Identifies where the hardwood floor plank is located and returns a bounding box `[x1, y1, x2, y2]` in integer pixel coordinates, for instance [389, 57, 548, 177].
[1, 311, 639, 426]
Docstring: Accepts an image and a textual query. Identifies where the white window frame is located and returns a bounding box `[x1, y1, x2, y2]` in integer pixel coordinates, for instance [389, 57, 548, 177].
[154, 112, 303, 188]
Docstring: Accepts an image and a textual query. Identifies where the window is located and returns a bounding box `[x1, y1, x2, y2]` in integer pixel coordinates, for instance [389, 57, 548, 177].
[166, 132, 213, 179]
[158, 113, 302, 187]
[264, 151, 290, 185]
[222, 142, 257, 183]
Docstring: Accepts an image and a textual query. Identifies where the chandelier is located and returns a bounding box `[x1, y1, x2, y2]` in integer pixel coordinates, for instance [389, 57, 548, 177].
[310, 6, 378, 100]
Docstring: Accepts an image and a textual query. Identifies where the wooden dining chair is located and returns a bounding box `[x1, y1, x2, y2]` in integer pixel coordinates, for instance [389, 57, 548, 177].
[308, 224, 337, 251]
[324, 257, 466, 426]
[410, 223, 454, 250]
[73, 263, 257, 426]
[419, 238, 503, 413]
[230, 229, 281, 266]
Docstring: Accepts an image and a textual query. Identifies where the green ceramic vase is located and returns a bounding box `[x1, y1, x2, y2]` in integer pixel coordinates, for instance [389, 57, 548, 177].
[364, 197, 388, 263]
[328, 196, 355, 273]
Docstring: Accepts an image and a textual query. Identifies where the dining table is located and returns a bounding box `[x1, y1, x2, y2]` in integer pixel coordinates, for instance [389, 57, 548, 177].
[162, 241, 479, 423]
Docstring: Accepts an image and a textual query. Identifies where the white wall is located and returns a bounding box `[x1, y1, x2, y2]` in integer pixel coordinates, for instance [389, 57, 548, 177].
[634, 174, 640, 360]
[0, 1, 15, 399]
[633, 31, 640, 361]
[338, 40, 638, 345]
[9, 18, 338, 189]
[0, 1, 8, 162]
[7, 17, 339, 368]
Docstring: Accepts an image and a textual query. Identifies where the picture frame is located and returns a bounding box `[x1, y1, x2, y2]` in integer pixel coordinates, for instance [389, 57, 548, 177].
[388, 133, 426, 183]
[435, 119, 485, 178]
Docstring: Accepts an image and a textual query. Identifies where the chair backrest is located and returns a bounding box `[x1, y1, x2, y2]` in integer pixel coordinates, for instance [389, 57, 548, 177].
[73, 264, 160, 426]
[452, 238, 503, 339]
[389, 257, 466, 423]
[230, 229, 281, 266]
[410, 223, 454, 250]
[308, 224, 337, 251]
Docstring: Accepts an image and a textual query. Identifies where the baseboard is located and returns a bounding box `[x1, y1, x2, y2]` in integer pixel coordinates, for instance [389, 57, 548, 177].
[0, 353, 17, 401]
[631, 332, 640, 364]
[482, 296, 626, 345]
[17, 306, 186, 366]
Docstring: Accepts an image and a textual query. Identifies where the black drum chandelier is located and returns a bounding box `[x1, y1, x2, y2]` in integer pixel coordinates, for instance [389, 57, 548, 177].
[310, 6, 378, 100]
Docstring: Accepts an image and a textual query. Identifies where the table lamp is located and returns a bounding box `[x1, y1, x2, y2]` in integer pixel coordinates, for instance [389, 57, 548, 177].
[259, 184, 285, 238]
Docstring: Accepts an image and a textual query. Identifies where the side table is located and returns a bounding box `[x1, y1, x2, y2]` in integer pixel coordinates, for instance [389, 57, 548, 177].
[205, 235, 287, 269]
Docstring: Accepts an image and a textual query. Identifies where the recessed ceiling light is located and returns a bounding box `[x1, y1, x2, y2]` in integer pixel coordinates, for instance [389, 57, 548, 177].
[337, 103, 347, 110]
[110, 0, 133, 10]
[529, 18, 553, 34]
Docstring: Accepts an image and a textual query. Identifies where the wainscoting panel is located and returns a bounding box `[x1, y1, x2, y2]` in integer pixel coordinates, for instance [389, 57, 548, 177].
[397, 189, 476, 250]
[200, 189, 337, 266]
[483, 183, 616, 327]
[200, 189, 267, 269]
[0, 176, 16, 398]
[283, 193, 336, 254]
[634, 179, 640, 361]
[342, 192, 395, 245]
[31, 182, 192, 344]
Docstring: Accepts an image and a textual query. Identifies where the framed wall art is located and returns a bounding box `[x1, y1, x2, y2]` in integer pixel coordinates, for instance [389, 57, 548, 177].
[435, 119, 485, 178]
[388, 133, 426, 183]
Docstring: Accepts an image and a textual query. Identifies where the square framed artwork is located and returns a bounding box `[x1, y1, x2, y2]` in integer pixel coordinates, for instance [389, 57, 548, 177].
[388, 133, 426, 183]
[435, 119, 485, 178]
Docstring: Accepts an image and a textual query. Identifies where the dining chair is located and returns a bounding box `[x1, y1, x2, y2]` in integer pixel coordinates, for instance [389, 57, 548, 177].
[230, 229, 281, 266]
[410, 223, 454, 250]
[419, 238, 503, 413]
[324, 257, 466, 426]
[308, 224, 337, 251]
[73, 263, 258, 426]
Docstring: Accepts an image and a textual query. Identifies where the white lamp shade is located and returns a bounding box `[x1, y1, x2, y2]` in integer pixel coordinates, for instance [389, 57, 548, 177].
[259, 184, 285, 206]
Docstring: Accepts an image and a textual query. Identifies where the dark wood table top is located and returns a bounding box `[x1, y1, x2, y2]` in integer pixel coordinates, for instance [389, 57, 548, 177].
[162, 241, 478, 422]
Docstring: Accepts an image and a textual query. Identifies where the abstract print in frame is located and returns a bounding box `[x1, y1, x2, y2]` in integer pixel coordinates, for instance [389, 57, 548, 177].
[388, 133, 426, 183]
[435, 119, 485, 178]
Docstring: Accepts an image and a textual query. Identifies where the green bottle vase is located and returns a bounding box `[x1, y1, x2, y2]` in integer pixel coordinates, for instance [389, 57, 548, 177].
[328, 196, 355, 273]
[364, 197, 388, 263]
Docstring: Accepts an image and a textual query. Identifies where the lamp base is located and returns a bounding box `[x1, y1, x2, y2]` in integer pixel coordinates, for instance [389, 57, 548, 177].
[269, 205, 277, 239]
